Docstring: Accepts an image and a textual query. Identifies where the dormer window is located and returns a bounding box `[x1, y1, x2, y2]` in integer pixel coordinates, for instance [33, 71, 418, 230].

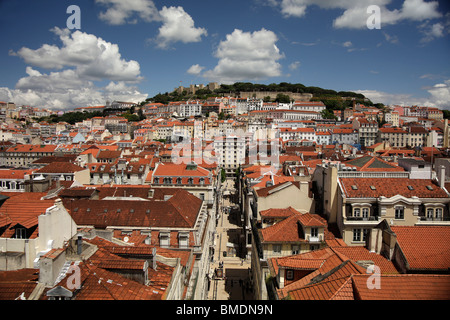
[159, 231, 170, 248]
[178, 232, 189, 249]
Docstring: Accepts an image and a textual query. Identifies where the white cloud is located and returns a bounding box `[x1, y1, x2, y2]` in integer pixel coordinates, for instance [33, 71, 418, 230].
[3, 28, 147, 110]
[280, 0, 307, 17]
[355, 89, 420, 106]
[427, 80, 450, 109]
[155, 6, 207, 49]
[355, 79, 450, 109]
[289, 61, 301, 70]
[342, 41, 353, 47]
[203, 28, 284, 83]
[13, 27, 142, 82]
[419, 21, 446, 43]
[383, 32, 399, 44]
[187, 64, 205, 75]
[274, 0, 442, 29]
[95, 0, 161, 25]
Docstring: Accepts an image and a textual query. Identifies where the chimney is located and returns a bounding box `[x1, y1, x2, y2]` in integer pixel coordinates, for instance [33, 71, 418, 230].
[77, 235, 83, 255]
[438, 165, 446, 188]
[152, 247, 157, 270]
[54, 198, 63, 209]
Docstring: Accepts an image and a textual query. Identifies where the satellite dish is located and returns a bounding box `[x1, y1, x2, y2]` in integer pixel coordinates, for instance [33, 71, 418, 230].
[124, 236, 129, 243]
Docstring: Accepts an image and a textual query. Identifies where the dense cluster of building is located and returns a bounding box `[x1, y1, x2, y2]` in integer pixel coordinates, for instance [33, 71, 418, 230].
[0, 95, 449, 300]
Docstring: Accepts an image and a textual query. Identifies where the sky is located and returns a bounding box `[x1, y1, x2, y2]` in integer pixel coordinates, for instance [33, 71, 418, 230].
[0, 0, 449, 111]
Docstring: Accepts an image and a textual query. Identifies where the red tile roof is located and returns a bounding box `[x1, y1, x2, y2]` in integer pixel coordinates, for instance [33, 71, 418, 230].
[0, 169, 33, 179]
[343, 156, 404, 172]
[260, 211, 331, 243]
[287, 261, 363, 300]
[352, 274, 450, 300]
[0, 281, 39, 300]
[272, 244, 400, 300]
[64, 188, 202, 229]
[153, 162, 211, 177]
[34, 162, 86, 174]
[6, 144, 57, 153]
[0, 197, 54, 238]
[339, 178, 448, 198]
[391, 226, 450, 271]
[64, 262, 162, 300]
[259, 207, 299, 219]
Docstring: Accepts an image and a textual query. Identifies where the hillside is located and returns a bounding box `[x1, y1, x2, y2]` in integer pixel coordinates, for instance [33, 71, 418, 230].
[145, 82, 378, 111]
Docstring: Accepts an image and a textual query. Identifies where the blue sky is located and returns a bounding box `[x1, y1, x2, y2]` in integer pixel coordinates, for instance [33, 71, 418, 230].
[0, 0, 449, 110]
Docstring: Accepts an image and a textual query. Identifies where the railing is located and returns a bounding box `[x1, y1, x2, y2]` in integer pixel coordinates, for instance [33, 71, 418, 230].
[306, 234, 323, 243]
[338, 171, 410, 178]
[346, 216, 379, 221]
[344, 216, 380, 224]
[418, 216, 450, 222]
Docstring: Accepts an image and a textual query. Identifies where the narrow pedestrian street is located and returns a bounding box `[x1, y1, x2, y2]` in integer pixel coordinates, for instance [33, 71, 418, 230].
[207, 178, 254, 300]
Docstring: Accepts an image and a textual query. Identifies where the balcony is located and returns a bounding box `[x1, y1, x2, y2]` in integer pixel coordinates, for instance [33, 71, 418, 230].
[344, 215, 380, 225]
[416, 216, 450, 226]
[306, 234, 322, 243]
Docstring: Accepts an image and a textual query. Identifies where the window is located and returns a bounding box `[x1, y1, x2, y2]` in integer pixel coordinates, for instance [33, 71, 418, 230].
[426, 208, 434, 219]
[435, 208, 443, 220]
[353, 228, 361, 242]
[159, 232, 170, 248]
[362, 229, 369, 242]
[273, 244, 281, 253]
[353, 208, 361, 217]
[311, 228, 318, 238]
[286, 270, 294, 280]
[395, 207, 404, 219]
[179, 233, 189, 248]
[14, 228, 26, 239]
[362, 208, 369, 218]
[291, 245, 300, 255]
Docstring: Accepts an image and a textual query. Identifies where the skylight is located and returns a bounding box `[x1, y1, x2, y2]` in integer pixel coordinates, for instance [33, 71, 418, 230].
[351, 185, 358, 190]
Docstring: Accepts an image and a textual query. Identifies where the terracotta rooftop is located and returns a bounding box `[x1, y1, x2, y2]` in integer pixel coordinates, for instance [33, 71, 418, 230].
[63, 188, 202, 229]
[339, 177, 448, 198]
[6, 144, 57, 153]
[34, 162, 86, 174]
[352, 274, 450, 300]
[343, 156, 404, 171]
[0, 197, 55, 238]
[259, 206, 300, 219]
[272, 245, 399, 300]
[391, 226, 450, 271]
[260, 211, 331, 243]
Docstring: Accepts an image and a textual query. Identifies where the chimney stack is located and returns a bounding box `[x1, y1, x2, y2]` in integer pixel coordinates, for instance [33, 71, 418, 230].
[77, 235, 83, 255]
[438, 165, 446, 188]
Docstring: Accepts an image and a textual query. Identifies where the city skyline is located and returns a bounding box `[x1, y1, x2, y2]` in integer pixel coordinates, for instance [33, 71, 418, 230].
[0, 0, 449, 110]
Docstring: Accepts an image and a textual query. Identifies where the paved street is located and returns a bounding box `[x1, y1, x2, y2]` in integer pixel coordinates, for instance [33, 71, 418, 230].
[207, 178, 254, 300]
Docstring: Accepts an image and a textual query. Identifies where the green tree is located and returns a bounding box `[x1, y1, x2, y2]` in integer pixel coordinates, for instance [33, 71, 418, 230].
[221, 168, 226, 183]
[443, 110, 450, 119]
[275, 93, 291, 103]
[321, 109, 337, 120]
